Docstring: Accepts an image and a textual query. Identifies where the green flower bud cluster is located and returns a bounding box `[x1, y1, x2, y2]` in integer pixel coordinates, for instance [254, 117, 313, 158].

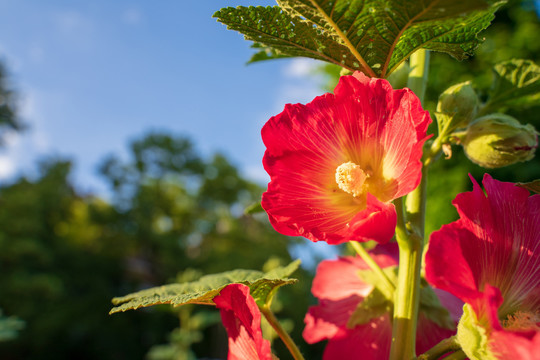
[436, 81, 479, 132]
[460, 114, 538, 168]
[435, 81, 538, 168]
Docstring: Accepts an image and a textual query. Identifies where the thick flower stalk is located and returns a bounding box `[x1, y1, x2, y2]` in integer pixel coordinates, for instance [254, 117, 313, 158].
[425, 174, 540, 359]
[261, 72, 431, 244]
[214, 284, 272, 360]
[303, 244, 462, 359]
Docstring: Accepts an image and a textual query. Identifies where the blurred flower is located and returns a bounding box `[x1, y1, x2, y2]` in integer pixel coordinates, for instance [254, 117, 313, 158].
[425, 174, 540, 359]
[303, 244, 461, 359]
[261, 72, 431, 244]
[214, 284, 272, 360]
[460, 114, 537, 168]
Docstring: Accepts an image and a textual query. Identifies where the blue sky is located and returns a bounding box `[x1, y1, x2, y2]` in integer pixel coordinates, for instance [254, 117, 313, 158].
[0, 0, 325, 194]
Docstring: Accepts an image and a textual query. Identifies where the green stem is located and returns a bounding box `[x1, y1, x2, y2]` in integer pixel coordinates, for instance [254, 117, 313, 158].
[260, 305, 305, 360]
[350, 241, 396, 297]
[406, 49, 430, 103]
[417, 336, 461, 360]
[388, 49, 430, 360]
[443, 350, 467, 360]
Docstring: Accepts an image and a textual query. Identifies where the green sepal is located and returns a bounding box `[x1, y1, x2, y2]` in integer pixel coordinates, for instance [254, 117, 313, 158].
[516, 179, 540, 194]
[110, 260, 300, 314]
[457, 304, 497, 360]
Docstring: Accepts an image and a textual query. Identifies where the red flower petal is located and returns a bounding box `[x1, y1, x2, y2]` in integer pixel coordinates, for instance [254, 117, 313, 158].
[490, 328, 540, 360]
[214, 284, 272, 360]
[426, 175, 540, 315]
[304, 244, 459, 359]
[425, 175, 540, 359]
[262, 72, 431, 244]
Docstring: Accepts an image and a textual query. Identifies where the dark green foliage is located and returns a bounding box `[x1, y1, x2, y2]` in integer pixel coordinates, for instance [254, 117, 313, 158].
[215, 0, 506, 77]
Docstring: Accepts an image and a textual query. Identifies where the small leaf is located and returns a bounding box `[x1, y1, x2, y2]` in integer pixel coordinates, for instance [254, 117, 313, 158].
[110, 260, 300, 314]
[215, 1, 506, 77]
[347, 288, 392, 328]
[244, 201, 264, 215]
[482, 59, 540, 114]
[516, 180, 540, 194]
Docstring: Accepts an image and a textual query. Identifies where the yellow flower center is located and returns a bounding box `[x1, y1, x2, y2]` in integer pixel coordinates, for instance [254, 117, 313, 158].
[335, 162, 369, 197]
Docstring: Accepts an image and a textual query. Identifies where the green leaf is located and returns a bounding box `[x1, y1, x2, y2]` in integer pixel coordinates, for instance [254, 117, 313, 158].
[248, 43, 292, 64]
[214, 6, 356, 71]
[214, 1, 505, 77]
[357, 266, 397, 299]
[482, 59, 540, 114]
[419, 283, 455, 330]
[516, 179, 540, 194]
[110, 260, 300, 314]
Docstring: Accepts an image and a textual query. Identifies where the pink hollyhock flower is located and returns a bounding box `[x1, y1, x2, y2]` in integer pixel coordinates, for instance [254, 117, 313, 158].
[303, 244, 461, 359]
[214, 284, 272, 360]
[261, 72, 431, 244]
[425, 174, 540, 359]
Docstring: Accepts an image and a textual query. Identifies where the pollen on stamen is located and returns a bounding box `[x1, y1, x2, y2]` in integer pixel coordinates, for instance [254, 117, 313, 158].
[502, 310, 540, 332]
[335, 161, 368, 197]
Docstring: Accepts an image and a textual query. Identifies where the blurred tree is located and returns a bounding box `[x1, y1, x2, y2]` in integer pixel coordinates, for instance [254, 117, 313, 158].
[0, 60, 23, 143]
[0, 132, 315, 360]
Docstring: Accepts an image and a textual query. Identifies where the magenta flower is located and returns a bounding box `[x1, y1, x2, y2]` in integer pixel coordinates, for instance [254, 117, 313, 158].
[261, 72, 431, 245]
[425, 174, 540, 359]
[214, 284, 272, 360]
[303, 244, 462, 359]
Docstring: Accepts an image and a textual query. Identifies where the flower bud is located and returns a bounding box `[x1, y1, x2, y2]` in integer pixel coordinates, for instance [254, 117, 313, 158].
[436, 81, 479, 130]
[461, 114, 538, 168]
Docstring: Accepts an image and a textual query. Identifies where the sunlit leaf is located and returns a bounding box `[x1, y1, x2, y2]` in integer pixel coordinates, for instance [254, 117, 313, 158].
[214, 1, 506, 77]
[110, 260, 300, 314]
[481, 59, 540, 114]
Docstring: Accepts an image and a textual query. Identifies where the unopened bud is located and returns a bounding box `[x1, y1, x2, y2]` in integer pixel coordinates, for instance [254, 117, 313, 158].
[461, 114, 538, 168]
[436, 81, 479, 130]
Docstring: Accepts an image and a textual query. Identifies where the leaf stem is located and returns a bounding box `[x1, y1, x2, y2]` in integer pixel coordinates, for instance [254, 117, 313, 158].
[350, 241, 396, 297]
[443, 350, 467, 360]
[417, 336, 461, 360]
[260, 305, 305, 360]
[388, 49, 430, 360]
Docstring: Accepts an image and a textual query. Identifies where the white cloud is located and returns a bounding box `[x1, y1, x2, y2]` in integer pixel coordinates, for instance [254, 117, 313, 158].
[0, 155, 15, 179]
[19, 89, 50, 151]
[283, 58, 319, 78]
